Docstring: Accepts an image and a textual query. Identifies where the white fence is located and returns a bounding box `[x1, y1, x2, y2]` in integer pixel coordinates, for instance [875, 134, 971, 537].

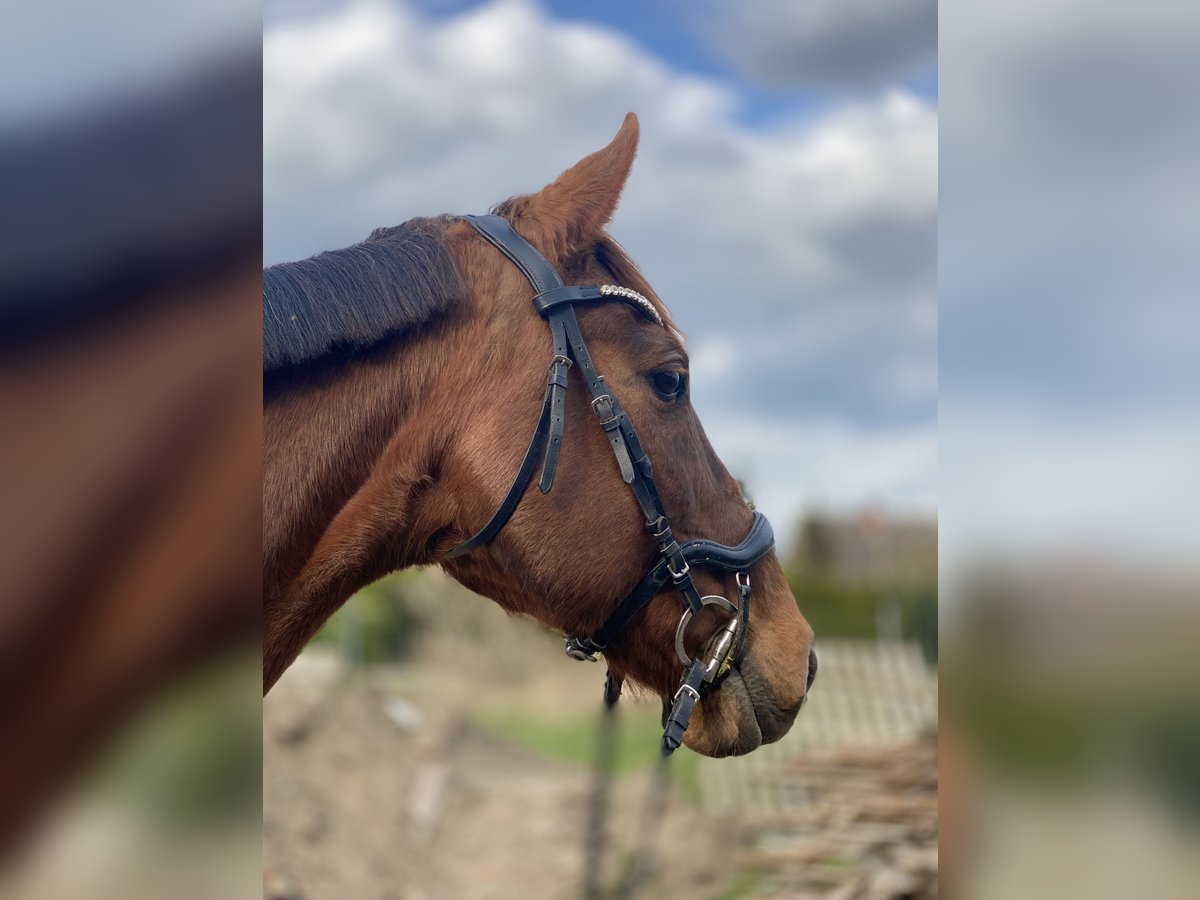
[698, 640, 937, 812]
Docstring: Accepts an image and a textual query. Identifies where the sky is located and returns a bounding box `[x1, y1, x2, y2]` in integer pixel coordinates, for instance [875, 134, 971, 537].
[263, 0, 939, 550]
[938, 0, 1200, 567]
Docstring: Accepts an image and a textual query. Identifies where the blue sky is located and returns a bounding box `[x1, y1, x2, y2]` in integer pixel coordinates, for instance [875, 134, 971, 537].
[264, 0, 939, 547]
[403, 0, 937, 126]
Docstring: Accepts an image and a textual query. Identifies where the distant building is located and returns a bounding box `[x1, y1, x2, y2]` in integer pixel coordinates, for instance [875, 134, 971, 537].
[792, 508, 937, 584]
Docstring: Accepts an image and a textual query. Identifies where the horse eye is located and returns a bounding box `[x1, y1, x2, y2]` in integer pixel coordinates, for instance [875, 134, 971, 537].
[650, 370, 685, 401]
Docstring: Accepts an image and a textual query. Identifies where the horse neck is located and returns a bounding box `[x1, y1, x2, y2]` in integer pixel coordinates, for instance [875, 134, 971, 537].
[262, 327, 459, 689]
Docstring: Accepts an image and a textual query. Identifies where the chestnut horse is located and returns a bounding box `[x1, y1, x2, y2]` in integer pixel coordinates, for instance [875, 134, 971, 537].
[263, 114, 814, 757]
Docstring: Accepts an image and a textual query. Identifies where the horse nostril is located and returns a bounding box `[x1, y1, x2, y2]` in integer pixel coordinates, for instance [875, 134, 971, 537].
[806, 647, 818, 693]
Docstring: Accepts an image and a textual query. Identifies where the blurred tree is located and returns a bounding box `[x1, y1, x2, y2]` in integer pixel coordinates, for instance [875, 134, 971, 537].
[800, 514, 835, 571]
[786, 511, 936, 662]
[99, 657, 260, 828]
[312, 572, 425, 665]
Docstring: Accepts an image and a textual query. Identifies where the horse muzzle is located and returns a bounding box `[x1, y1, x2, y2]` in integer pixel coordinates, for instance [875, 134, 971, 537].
[680, 645, 818, 758]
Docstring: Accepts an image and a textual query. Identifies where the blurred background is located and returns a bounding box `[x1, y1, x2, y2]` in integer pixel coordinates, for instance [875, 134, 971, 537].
[0, 0, 262, 896]
[940, 1, 1200, 897]
[264, 1, 938, 898]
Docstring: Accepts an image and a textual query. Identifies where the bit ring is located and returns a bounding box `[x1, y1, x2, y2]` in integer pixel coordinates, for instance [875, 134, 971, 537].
[674, 594, 738, 667]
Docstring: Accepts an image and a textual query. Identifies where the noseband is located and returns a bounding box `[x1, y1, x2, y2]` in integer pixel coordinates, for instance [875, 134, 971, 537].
[446, 215, 775, 754]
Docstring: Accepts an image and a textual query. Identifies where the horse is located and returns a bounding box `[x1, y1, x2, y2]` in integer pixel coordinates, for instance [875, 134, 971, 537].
[263, 113, 815, 757]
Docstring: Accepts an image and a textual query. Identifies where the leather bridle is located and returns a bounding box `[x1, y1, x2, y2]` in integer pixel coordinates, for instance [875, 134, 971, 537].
[445, 214, 776, 754]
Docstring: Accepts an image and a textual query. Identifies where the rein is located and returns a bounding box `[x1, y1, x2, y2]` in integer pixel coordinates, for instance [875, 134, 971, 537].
[446, 214, 776, 754]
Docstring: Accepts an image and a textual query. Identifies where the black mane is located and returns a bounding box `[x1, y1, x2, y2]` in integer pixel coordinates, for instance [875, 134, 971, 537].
[263, 216, 463, 372]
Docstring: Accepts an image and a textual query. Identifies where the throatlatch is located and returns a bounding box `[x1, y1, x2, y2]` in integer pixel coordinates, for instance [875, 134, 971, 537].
[446, 214, 776, 755]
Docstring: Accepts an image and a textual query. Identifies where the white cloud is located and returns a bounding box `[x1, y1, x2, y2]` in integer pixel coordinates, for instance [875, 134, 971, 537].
[264, 0, 939, 538]
[691, 0, 936, 90]
[264, 0, 742, 263]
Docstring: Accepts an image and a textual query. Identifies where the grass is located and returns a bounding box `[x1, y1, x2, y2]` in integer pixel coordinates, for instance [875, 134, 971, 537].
[710, 866, 766, 900]
[474, 704, 703, 804]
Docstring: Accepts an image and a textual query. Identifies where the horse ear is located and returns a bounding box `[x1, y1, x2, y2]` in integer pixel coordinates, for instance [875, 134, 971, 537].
[512, 113, 639, 259]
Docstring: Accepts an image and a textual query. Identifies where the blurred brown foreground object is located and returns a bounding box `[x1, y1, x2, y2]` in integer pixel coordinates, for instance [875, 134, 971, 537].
[0, 53, 262, 855]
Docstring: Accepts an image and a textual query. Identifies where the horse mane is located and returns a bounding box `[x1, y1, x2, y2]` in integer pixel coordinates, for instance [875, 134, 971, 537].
[262, 215, 464, 373]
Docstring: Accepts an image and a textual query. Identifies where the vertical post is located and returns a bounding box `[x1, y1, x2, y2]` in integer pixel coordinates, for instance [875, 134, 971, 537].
[582, 673, 621, 899]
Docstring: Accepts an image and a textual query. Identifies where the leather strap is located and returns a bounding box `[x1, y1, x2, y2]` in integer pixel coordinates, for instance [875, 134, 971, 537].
[469, 214, 563, 295]
[662, 660, 706, 754]
[533, 284, 602, 315]
[445, 377, 556, 559]
[539, 316, 571, 493]
[471, 215, 653, 321]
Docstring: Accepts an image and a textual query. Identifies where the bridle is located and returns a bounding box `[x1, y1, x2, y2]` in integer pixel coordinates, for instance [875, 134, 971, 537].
[445, 214, 776, 755]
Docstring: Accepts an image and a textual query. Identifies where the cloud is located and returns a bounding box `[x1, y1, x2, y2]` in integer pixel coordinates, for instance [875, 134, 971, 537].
[265, 0, 938, 540]
[690, 0, 936, 90]
[265, 0, 739, 263]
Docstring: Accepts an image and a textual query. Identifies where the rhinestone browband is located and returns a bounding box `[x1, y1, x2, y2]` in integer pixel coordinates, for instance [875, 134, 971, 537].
[600, 284, 662, 326]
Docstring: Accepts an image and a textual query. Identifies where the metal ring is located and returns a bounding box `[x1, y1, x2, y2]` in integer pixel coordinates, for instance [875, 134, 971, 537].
[674, 594, 738, 666]
[736, 572, 750, 590]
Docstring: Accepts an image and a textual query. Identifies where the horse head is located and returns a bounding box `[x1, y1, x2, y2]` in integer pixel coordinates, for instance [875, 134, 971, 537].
[435, 114, 816, 756]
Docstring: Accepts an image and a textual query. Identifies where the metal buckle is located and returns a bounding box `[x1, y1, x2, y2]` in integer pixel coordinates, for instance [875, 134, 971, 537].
[591, 394, 615, 418]
[667, 558, 690, 581]
[550, 354, 572, 369]
[673, 682, 701, 703]
[564, 634, 600, 662]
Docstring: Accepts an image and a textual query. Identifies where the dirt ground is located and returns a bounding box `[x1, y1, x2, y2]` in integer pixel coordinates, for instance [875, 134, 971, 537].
[263, 578, 736, 900]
